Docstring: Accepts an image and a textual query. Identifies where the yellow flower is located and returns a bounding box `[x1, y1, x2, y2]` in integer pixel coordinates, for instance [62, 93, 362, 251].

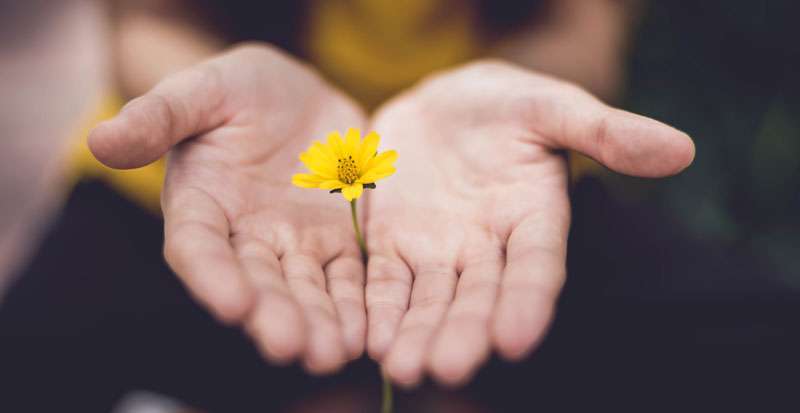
[292, 128, 397, 201]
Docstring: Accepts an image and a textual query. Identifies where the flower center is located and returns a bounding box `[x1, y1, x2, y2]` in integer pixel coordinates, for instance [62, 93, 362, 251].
[337, 155, 359, 184]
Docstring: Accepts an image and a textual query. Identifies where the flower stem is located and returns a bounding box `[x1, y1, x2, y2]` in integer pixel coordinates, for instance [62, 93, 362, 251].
[381, 370, 393, 413]
[350, 200, 367, 261]
[349, 200, 393, 413]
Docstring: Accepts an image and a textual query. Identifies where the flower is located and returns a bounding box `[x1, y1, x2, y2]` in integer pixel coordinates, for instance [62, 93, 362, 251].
[292, 128, 397, 201]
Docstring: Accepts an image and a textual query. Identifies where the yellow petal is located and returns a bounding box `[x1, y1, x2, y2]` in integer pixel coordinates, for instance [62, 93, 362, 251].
[319, 180, 346, 190]
[358, 131, 380, 171]
[305, 149, 337, 173]
[307, 140, 339, 165]
[341, 182, 364, 201]
[299, 152, 337, 179]
[309, 141, 336, 163]
[344, 128, 361, 160]
[358, 166, 396, 183]
[366, 150, 398, 171]
[327, 131, 345, 159]
[292, 173, 325, 188]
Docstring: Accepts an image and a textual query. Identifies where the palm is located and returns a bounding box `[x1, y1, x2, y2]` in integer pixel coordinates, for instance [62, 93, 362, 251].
[168, 106, 365, 371]
[92, 50, 693, 382]
[92, 45, 368, 373]
[364, 61, 694, 386]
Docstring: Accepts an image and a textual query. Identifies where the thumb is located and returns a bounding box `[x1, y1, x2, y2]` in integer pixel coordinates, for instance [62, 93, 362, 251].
[531, 84, 695, 178]
[88, 65, 226, 169]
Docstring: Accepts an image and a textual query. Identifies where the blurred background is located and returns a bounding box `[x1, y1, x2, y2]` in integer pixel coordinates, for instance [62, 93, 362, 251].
[1, 0, 798, 411]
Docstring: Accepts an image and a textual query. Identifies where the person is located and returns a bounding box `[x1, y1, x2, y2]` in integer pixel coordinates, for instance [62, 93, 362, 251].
[87, 9, 693, 391]
[2, 1, 725, 411]
[0, 0, 109, 298]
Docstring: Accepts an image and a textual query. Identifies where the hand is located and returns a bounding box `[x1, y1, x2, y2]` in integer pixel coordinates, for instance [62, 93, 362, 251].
[364, 61, 695, 387]
[89, 44, 368, 374]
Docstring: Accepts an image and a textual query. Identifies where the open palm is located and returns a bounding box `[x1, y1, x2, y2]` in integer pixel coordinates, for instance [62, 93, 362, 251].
[90, 47, 694, 384]
[364, 61, 695, 386]
[90, 44, 368, 373]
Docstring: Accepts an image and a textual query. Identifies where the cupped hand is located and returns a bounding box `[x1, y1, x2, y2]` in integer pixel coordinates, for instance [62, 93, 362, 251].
[89, 44, 368, 374]
[364, 61, 695, 387]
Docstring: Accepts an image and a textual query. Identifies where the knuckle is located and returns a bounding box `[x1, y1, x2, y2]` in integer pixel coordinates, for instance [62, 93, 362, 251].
[459, 278, 500, 295]
[333, 295, 363, 310]
[592, 112, 612, 158]
[448, 312, 490, 327]
[139, 93, 177, 150]
[414, 261, 454, 278]
[366, 276, 410, 296]
[412, 293, 451, 310]
[184, 64, 224, 93]
[327, 264, 363, 284]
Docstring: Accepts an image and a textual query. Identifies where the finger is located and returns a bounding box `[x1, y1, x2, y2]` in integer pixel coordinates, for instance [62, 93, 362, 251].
[233, 237, 306, 364]
[383, 262, 458, 388]
[492, 196, 571, 361]
[365, 253, 413, 361]
[529, 86, 695, 177]
[325, 254, 367, 360]
[281, 253, 348, 374]
[88, 63, 227, 169]
[428, 252, 503, 387]
[162, 187, 255, 324]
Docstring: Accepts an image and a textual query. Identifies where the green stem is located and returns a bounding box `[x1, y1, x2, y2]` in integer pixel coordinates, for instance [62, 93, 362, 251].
[349, 199, 393, 413]
[350, 199, 367, 261]
[381, 370, 393, 413]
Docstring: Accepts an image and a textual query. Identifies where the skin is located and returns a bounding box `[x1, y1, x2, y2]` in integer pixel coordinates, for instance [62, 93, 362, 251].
[89, 43, 694, 384]
[0, 0, 109, 297]
[365, 61, 694, 387]
[91, 44, 369, 374]
[492, 0, 642, 101]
